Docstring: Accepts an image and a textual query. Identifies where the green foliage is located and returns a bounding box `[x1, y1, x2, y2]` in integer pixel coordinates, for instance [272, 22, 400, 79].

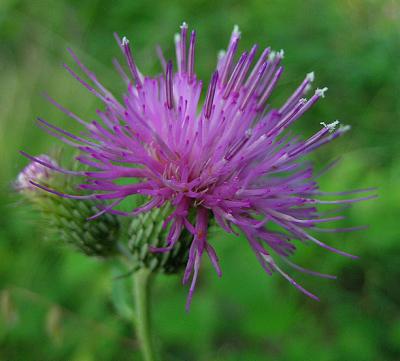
[1, 0, 399, 360]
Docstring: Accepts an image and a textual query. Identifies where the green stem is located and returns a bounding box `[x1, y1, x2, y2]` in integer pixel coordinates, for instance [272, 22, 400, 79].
[133, 268, 156, 361]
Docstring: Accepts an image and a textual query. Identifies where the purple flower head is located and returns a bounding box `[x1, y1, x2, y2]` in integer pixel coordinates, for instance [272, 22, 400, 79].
[24, 23, 375, 309]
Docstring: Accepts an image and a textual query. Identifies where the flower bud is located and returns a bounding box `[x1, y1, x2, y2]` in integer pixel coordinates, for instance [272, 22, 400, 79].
[16, 155, 120, 257]
[45, 197, 120, 257]
[15, 155, 57, 196]
[127, 204, 191, 274]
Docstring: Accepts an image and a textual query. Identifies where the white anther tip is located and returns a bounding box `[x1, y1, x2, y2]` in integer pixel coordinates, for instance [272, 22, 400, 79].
[217, 50, 226, 60]
[121, 36, 129, 46]
[306, 71, 315, 82]
[315, 87, 328, 98]
[320, 120, 340, 133]
[268, 51, 276, 61]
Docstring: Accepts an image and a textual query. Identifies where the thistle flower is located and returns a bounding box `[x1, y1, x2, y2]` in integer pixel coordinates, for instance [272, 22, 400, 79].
[23, 23, 375, 309]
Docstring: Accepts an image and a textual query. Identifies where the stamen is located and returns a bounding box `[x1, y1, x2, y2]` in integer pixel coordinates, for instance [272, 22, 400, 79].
[315, 87, 328, 98]
[205, 71, 219, 119]
[279, 72, 315, 115]
[225, 25, 241, 51]
[289, 121, 340, 157]
[244, 47, 271, 88]
[232, 24, 241, 38]
[188, 30, 196, 83]
[216, 50, 226, 71]
[30, 180, 94, 200]
[266, 98, 306, 136]
[217, 50, 226, 61]
[262, 254, 320, 301]
[121, 36, 128, 46]
[282, 257, 337, 279]
[225, 128, 252, 160]
[219, 37, 240, 86]
[306, 71, 315, 82]
[260, 49, 284, 88]
[223, 52, 248, 99]
[240, 62, 268, 111]
[166, 60, 174, 110]
[256, 66, 284, 110]
[121, 36, 142, 88]
[233, 44, 258, 93]
[282, 88, 327, 124]
[320, 120, 339, 133]
[19, 151, 83, 176]
[180, 22, 188, 73]
[268, 50, 276, 61]
[174, 33, 181, 73]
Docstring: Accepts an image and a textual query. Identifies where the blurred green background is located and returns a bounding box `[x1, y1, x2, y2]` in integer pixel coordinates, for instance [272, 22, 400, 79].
[1, 0, 399, 360]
